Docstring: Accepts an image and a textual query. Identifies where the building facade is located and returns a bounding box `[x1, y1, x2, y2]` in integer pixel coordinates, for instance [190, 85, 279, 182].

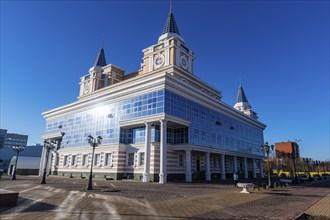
[0, 144, 42, 171]
[41, 9, 266, 183]
[0, 129, 28, 149]
[275, 142, 300, 158]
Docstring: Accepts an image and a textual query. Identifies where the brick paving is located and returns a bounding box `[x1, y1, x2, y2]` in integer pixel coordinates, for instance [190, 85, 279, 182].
[305, 193, 330, 218]
[0, 175, 329, 220]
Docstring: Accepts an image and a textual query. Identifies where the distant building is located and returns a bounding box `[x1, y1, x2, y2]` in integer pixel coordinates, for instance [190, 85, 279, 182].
[0, 129, 28, 148]
[274, 142, 300, 158]
[7, 156, 41, 175]
[0, 144, 42, 171]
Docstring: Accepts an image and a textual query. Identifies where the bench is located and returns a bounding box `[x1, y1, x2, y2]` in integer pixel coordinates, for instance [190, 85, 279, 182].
[237, 183, 255, 193]
[0, 189, 19, 207]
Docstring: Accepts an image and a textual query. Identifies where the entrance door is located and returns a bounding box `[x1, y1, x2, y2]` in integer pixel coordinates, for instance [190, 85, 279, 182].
[196, 159, 201, 172]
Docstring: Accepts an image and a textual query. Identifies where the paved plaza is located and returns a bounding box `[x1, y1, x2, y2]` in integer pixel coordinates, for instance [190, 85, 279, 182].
[0, 175, 329, 220]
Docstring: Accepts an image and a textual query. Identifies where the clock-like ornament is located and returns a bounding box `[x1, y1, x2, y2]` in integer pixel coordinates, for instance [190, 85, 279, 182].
[84, 81, 90, 94]
[154, 54, 164, 68]
[180, 56, 188, 70]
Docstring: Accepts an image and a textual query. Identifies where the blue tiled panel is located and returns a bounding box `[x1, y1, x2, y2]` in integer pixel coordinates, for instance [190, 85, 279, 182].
[44, 89, 263, 156]
[164, 90, 264, 155]
[45, 90, 165, 148]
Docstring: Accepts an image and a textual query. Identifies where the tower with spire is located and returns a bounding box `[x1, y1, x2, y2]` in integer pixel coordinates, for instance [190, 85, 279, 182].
[140, 5, 195, 75]
[234, 85, 258, 119]
[79, 45, 125, 97]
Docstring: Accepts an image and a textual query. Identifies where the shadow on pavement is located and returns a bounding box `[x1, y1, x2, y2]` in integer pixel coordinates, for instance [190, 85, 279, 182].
[0, 197, 59, 214]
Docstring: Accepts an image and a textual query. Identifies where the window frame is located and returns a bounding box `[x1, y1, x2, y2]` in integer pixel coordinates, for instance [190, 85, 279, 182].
[139, 152, 145, 166]
[127, 152, 135, 166]
[71, 155, 76, 166]
[94, 153, 101, 166]
[82, 154, 88, 167]
[63, 155, 68, 166]
[105, 153, 112, 167]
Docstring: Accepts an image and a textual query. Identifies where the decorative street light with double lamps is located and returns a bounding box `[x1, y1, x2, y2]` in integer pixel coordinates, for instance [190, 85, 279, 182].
[260, 142, 274, 188]
[11, 145, 25, 180]
[86, 135, 102, 190]
[40, 140, 58, 184]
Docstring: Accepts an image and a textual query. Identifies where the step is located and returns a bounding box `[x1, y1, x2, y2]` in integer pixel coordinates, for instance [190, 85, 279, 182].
[0, 189, 19, 207]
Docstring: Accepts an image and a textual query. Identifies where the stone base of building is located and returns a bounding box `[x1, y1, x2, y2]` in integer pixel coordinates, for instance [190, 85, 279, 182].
[50, 172, 242, 182]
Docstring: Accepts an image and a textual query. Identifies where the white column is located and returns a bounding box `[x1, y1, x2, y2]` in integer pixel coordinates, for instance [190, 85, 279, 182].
[205, 152, 211, 181]
[39, 146, 46, 176]
[233, 156, 237, 173]
[260, 159, 264, 178]
[47, 152, 53, 175]
[221, 154, 226, 180]
[243, 157, 248, 179]
[143, 122, 151, 182]
[185, 148, 192, 182]
[52, 151, 59, 174]
[252, 158, 257, 178]
[159, 120, 167, 184]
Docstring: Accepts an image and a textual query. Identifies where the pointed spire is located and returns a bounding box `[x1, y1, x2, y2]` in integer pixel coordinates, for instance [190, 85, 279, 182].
[162, 7, 180, 35]
[234, 85, 258, 119]
[94, 47, 106, 67]
[237, 85, 249, 103]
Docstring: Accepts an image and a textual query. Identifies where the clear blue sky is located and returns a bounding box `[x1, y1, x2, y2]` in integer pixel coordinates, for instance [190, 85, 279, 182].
[1, 1, 329, 160]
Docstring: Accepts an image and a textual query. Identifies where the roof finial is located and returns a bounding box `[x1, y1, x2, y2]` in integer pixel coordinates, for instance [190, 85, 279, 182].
[170, 0, 172, 12]
[101, 33, 104, 48]
[162, 1, 180, 35]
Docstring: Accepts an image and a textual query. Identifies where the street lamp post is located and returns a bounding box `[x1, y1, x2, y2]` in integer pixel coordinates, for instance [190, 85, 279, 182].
[260, 142, 274, 188]
[11, 145, 25, 180]
[291, 153, 298, 183]
[86, 135, 102, 190]
[40, 140, 57, 184]
[302, 158, 311, 180]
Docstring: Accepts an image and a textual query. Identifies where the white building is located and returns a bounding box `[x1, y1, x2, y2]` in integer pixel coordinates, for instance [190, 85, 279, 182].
[41, 8, 266, 183]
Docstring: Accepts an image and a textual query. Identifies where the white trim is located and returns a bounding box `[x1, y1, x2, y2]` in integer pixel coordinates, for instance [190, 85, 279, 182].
[119, 113, 191, 128]
[42, 132, 64, 140]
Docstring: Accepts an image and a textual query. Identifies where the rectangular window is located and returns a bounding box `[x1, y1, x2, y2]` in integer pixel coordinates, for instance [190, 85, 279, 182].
[178, 154, 184, 167]
[139, 152, 145, 166]
[71, 155, 76, 166]
[82, 154, 88, 166]
[94, 154, 100, 166]
[63, 155, 68, 166]
[105, 153, 112, 166]
[128, 153, 135, 166]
